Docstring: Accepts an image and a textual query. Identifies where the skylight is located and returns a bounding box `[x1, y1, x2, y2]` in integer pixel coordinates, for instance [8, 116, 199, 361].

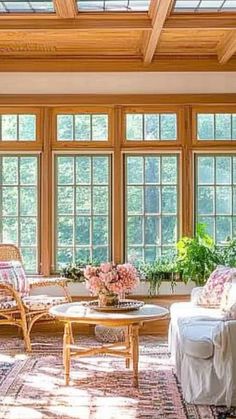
[174, 0, 236, 12]
[77, 0, 151, 12]
[0, 1, 54, 13]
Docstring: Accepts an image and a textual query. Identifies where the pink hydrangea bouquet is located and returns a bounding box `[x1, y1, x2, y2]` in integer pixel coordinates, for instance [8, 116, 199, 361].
[84, 262, 139, 301]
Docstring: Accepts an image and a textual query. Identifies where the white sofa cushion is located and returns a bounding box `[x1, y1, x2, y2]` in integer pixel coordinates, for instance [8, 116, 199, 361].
[170, 302, 224, 324]
[177, 319, 219, 359]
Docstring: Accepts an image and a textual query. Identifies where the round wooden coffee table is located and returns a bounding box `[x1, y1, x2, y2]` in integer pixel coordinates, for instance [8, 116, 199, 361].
[50, 302, 168, 387]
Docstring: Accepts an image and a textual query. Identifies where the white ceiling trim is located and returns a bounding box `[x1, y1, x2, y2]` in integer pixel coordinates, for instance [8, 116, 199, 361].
[0, 72, 236, 94]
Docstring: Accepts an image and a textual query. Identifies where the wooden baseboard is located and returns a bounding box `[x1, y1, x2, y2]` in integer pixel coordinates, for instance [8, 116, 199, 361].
[0, 294, 190, 337]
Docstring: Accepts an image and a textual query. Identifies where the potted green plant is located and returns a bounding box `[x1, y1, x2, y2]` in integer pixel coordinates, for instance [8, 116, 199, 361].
[138, 255, 179, 295]
[176, 223, 218, 286]
[60, 258, 99, 282]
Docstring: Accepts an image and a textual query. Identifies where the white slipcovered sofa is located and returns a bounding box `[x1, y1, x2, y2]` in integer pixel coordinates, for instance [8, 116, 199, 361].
[168, 287, 236, 407]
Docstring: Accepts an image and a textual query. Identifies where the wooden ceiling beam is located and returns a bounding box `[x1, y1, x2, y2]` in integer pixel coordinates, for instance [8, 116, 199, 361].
[53, 0, 77, 18]
[0, 13, 236, 31]
[165, 14, 236, 30]
[143, 0, 174, 64]
[218, 31, 236, 64]
[1, 56, 236, 72]
[0, 15, 152, 31]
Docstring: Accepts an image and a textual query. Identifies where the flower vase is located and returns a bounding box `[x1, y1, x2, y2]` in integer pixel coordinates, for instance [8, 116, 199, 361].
[98, 292, 119, 307]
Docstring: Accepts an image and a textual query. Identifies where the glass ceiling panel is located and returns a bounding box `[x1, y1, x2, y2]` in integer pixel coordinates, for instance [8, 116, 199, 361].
[174, 0, 236, 12]
[78, 0, 151, 12]
[0, 1, 54, 13]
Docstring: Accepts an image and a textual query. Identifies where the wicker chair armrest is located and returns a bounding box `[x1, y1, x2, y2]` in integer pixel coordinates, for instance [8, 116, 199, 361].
[0, 282, 25, 309]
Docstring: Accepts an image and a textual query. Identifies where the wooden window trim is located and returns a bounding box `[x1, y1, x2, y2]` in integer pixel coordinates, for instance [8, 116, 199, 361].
[192, 105, 236, 146]
[0, 151, 41, 273]
[193, 151, 236, 241]
[123, 151, 181, 262]
[51, 150, 113, 273]
[51, 106, 114, 148]
[122, 106, 184, 147]
[0, 96, 235, 276]
[0, 107, 42, 150]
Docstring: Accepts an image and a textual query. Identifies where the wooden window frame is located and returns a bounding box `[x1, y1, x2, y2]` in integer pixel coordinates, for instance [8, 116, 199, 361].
[0, 107, 42, 150]
[51, 150, 113, 273]
[193, 150, 236, 239]
[0, 95, 235, 277]
[51, 106, 114, 149]
[0, 151, 41, 273]
[123, 151, 181, 262]
[122, 106, 184, 147]
[192, 105, 236, 146]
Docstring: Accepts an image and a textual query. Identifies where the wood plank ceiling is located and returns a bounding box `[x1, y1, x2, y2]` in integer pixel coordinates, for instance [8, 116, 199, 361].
[0, 0, 236, 71]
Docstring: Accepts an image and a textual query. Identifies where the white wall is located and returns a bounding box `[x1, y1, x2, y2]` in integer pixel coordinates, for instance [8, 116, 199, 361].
[30, 281, 195, 297]
[0, 72, 236, 94]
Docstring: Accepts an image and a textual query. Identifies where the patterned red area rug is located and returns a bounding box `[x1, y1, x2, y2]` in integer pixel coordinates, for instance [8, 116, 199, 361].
[0, 335, 235, 419]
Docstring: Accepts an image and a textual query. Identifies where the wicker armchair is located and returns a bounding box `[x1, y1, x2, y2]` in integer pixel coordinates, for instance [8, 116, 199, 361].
[0, 244, 71, 351]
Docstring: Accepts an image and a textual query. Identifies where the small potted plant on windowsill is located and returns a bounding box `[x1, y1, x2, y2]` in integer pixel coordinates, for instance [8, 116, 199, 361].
[138, 256, 180, 296]
[60, 258, 99, 283]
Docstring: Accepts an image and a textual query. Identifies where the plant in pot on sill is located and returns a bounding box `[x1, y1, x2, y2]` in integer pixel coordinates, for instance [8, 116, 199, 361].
[60, 258, 99, 282]
[176, 223, 218, 286]
[138, 255, 180, 296]
[84, 262, 139, 307]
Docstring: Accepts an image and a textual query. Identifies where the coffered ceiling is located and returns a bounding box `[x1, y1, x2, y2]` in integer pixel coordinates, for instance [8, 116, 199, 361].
[0, 0, 236, 71]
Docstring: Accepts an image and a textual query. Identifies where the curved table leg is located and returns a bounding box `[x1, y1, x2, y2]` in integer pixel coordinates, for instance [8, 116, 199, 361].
[130, 324, 139, 388]
[63, 322, 71, 385]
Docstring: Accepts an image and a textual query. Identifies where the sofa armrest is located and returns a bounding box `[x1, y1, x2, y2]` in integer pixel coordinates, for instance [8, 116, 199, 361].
[191, 287, 204, 305]
[212, 320, 236, 348]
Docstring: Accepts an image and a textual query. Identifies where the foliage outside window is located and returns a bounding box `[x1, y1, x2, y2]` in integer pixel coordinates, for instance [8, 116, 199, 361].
[196, 155, 236, 243]
[55, 155, 111, 269]
[0, 114, 36, 141]
[197, 113, 236, 141]
[57, 114, 109, 141]
[0, 155, 39, 272]
[125, 155, 179, 263]
[126, 113, 177, 141]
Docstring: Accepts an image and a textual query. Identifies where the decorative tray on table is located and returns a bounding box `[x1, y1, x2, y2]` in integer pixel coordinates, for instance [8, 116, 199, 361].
[82, 299, 144, 312]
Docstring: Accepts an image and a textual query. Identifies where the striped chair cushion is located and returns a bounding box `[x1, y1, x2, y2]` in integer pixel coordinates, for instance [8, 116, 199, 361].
[0, 261, 29, 297]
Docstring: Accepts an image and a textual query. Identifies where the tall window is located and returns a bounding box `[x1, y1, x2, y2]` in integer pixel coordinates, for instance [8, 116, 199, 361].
[125, 155, 179, 262]
[55, 155, 111, 268]
[0, 155, 39, 272]
[196, 155, 236, 243]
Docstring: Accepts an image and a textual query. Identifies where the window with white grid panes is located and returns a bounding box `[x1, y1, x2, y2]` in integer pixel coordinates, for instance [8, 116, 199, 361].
[55, 155, 111, 269]
[0, 155, 39, 272]
[196, 155, 236, 243]
[125, 155, 179, 263]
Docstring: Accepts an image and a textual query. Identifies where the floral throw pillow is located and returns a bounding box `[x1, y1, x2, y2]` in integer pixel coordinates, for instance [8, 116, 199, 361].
[197, 266, 236, 308]
[0, 261, 29, 297]
[221, 283, 236, 319]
